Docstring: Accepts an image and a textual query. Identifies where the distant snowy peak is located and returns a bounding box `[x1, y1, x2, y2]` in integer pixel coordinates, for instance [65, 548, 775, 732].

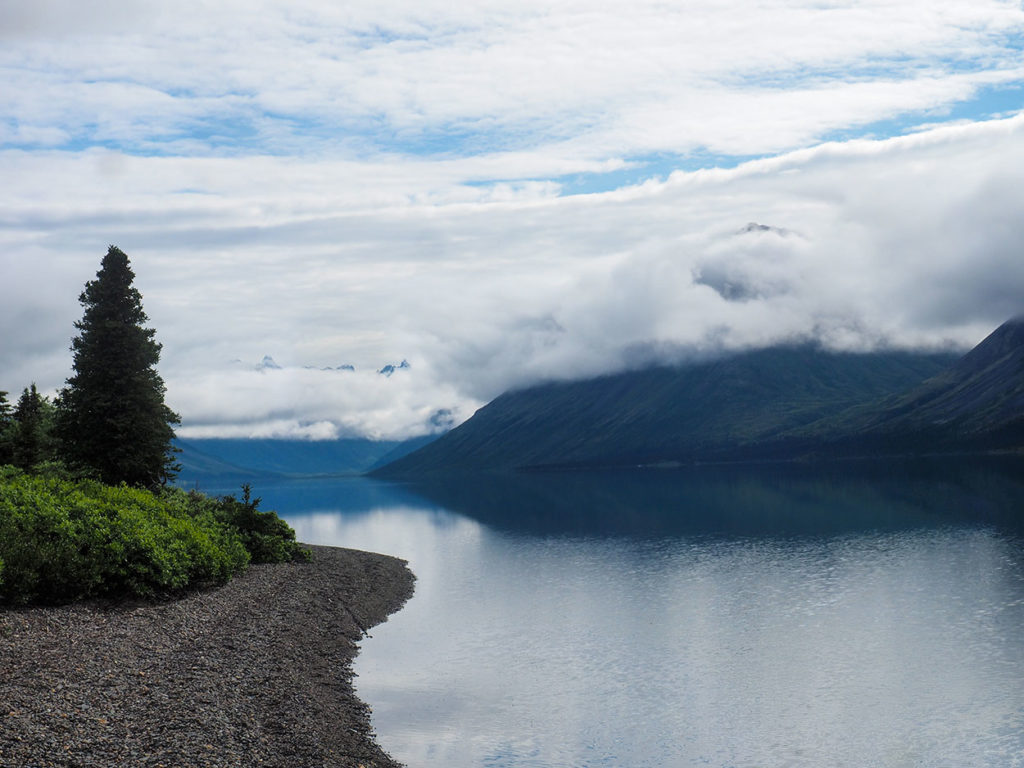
[251, 357, 408, 374]
[736, 222, 791, 237]
[378, 360, 411, 377]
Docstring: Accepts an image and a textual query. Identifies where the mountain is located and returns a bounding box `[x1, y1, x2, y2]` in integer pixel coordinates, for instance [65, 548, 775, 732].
[811, 316, 1024, 454]
[372, 345, 960, 476]
[378, 360, 411, 377]
[176, 434, 439, 481]
[175, 440, 266, 480]
[366, 433, 444, 471]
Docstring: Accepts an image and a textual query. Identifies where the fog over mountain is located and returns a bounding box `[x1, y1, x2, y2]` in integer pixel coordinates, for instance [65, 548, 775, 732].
[375, 317, 1024, 475]
[1, 2, 1022, 440]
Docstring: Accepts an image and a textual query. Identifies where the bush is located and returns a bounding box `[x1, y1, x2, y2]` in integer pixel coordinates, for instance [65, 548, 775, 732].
[0, 468, 250, 605]
[0, 467, 310, 605]
[204, 485, 311, 564]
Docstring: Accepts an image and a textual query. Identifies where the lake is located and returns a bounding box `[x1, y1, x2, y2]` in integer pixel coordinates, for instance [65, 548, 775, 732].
[193, 458, 1024, 767]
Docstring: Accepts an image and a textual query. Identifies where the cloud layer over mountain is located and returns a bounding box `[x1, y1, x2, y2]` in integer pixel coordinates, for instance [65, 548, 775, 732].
[1, 2, 1022, 439]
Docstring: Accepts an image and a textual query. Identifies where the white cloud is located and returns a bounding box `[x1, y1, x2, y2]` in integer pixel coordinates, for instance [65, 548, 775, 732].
[2, 0, 1022, 163]
[1, 2, 1023, 437]
[170, 364, 479, 441]
[7, 115, 1023, 437]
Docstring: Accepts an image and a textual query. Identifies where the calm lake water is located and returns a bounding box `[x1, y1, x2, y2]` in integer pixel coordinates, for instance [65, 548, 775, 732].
[193, 459, 1024, 767]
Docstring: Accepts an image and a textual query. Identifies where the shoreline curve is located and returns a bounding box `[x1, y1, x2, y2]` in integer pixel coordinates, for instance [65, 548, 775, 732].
[0, 544, 415, 768]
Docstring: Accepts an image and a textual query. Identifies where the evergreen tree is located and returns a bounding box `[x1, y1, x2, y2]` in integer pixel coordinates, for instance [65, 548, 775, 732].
[11, 384, 55, 470]
[0, 390, 14, 465]
[56, 246, 180, 487]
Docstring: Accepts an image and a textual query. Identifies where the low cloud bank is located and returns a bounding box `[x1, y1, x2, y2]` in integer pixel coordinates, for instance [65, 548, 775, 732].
[3, 116, 1023, 439]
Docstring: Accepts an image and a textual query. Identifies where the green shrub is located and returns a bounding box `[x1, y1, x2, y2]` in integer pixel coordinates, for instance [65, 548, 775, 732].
[204, 485, 311, 564]
[0, 468, 308, 605]
[0, 469, 250, 605]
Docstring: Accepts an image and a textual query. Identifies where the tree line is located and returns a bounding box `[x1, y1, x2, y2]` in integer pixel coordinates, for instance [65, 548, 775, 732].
[0, 246, 308, 605]
[1, 245, 178, 487]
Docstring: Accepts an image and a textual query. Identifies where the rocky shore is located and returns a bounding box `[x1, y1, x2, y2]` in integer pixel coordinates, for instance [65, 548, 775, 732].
[0, 545, 415, 768]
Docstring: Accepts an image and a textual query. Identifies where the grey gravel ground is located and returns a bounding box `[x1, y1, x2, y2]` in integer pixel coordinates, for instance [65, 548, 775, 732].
[0, 545, 415, 768]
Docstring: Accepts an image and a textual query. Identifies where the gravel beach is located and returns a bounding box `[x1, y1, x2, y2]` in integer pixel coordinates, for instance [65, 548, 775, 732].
[0, 545, 415, 768]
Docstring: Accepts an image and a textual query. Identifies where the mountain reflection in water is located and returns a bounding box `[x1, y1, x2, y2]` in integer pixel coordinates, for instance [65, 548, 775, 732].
[248, 458, 1024, 768]
[400, 457, 1024, 539]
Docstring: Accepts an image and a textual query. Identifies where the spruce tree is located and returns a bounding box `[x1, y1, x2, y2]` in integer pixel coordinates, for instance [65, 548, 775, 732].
[56, 246, 180, 487]
[12, 384, 55, 470]
[0, 390, 14, 465]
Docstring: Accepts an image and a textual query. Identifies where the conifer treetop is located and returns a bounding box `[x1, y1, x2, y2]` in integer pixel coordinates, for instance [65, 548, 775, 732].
[57, 246, 179, 487]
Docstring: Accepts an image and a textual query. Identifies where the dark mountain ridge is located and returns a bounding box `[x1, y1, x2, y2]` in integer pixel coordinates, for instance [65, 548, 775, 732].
[374, 343, 964, 476]
[374, 318, 1024, 476]
[869, 316, 1023, 430]
[805, 316, 1024, 455]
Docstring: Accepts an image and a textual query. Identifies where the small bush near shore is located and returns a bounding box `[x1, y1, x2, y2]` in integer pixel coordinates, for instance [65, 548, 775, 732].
[0, 467, 307, 605]
[204, 484, 311, 565]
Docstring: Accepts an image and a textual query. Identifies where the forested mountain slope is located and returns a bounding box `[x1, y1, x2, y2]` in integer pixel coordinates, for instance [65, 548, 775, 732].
[809, 317, 1024, 454]
[374, 345, 960, 475]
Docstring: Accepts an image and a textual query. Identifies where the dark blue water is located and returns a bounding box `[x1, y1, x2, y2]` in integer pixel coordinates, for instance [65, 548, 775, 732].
[191, 459, 1024, 767]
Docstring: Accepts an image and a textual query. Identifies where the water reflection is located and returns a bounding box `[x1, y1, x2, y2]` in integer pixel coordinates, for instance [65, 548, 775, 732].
[257, 460, 1024, 768]
[399, 457, 1024, 539]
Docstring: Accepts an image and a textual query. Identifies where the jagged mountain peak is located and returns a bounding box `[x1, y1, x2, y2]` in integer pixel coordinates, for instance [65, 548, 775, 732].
[378, 360, 411, 377]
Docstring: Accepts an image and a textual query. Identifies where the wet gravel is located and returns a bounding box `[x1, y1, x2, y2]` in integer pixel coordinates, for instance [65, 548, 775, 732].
[0, 545, 415, 768]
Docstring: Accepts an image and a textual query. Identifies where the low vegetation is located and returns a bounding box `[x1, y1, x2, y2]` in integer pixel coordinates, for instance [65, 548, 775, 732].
[0, 246, 310, 606]
[0, 467, 308, 606]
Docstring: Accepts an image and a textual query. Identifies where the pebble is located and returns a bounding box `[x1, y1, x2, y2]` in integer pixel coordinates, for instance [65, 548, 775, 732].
[0, 546, 415, 768]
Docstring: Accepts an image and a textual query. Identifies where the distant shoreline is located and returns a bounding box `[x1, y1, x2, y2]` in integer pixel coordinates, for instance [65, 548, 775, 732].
[372, 446, 1024, 480]
[0, 545, 415, 768]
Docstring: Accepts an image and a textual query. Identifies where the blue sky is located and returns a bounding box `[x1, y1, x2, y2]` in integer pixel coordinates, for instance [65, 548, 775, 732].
[1, 0, 1023, 439]
[4, 1, 1022, 165]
